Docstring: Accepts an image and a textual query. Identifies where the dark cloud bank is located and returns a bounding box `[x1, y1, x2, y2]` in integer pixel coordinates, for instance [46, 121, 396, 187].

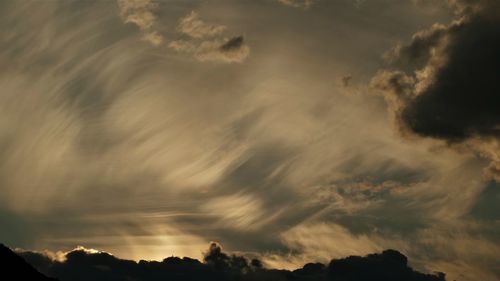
[2, 242, 446, 281]
[372, 0, 500, 179]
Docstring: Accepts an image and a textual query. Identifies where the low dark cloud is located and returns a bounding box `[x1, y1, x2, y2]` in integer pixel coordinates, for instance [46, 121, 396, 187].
[373, 0, 500, 180]
[400, 17, 500, 141]
[7, 242, 446, 281]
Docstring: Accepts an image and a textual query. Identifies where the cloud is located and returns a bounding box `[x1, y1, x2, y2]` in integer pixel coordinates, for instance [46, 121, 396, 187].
[1, 2, 497, 281]
[278, 0, 315, 9]
[215, 36, 250, 63]
[341, 75, 353, 87]
[170, 11, 250, 63]
[200, 193, 271, 231]
[115, 3, 248, 57]
[279, 223, 385, 263]
[219, 36, 244, 52]
[413, 222, 500, 281]
[117, 0, 164, 46]
[267, 218, 500, 281]
[11, 243, 445, 281]
[372, 0, 500, 180]
[169, 36, 250, 64]
[141, 30, 163, 46]
[177, 11, 226, 39]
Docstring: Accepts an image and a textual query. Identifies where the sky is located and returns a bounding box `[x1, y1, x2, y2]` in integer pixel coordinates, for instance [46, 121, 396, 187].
[0, 0, 499, 281]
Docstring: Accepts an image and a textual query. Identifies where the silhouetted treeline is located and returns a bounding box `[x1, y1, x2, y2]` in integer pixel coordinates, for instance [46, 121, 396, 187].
[4, 242, 446, 281]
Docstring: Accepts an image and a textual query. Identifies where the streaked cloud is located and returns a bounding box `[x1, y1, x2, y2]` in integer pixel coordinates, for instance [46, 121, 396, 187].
[201, 193, 275, 231]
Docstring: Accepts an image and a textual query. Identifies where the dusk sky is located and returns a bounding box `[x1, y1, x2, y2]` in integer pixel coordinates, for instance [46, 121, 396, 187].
[0, 1, 499, 281]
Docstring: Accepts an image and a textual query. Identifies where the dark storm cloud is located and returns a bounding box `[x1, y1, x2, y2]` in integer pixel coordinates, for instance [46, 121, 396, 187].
[400, 18, 500, 141]
[373, 0, 500, 179]
[11, 243, 446, 281]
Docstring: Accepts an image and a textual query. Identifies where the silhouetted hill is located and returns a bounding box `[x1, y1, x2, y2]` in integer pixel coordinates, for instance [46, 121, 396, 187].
[0, 244, 58, 281]
[14, 242, 446, 281]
